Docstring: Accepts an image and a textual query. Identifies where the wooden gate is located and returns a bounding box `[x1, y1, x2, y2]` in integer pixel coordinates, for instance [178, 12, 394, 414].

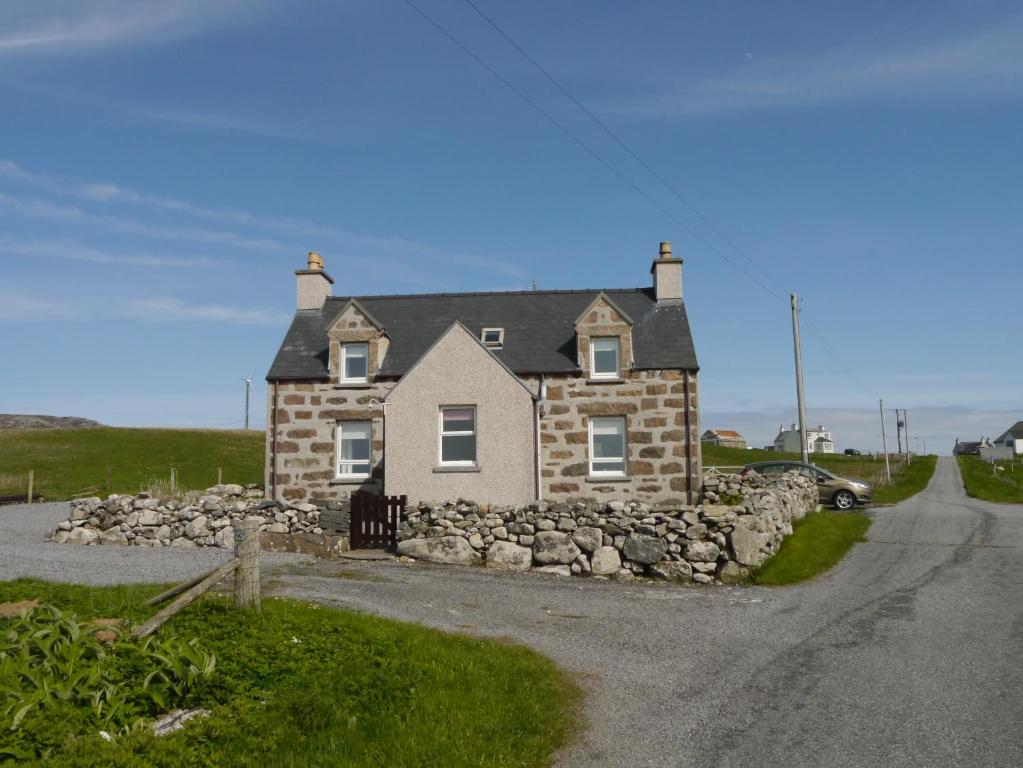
[349, 493, 406, 551]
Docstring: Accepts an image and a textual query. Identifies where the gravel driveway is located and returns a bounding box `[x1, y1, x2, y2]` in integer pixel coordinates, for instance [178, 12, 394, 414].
[0, 501, 305, 584]
[3, 459, 1021, 767]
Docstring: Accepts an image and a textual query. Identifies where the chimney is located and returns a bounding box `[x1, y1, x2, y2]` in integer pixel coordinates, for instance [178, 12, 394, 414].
[651, 241, 683, 303]
[295, 251, 334, 310]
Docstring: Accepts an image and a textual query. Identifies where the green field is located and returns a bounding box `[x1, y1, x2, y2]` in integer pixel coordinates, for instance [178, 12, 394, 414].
[702, 444, 936, 506]
[752, 511, 872, 585]
[0, 428, 265, 500]
[0, 580, 577, 767]
[958, 456, 1023, 504]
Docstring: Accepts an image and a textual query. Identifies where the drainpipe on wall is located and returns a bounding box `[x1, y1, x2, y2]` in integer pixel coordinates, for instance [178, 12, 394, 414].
[534, 375, 545, 502]
[370, 399, 389, 494]
[683, 370, 694, 505]
[270, 381, 279, 502]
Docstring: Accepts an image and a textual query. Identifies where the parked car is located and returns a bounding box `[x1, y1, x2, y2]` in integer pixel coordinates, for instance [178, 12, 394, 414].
[740, 461, 872, 510]
[843, 448, 862, 456]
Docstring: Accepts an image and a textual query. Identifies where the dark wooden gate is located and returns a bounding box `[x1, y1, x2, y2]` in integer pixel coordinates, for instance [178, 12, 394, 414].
[349, 493, 406, 551]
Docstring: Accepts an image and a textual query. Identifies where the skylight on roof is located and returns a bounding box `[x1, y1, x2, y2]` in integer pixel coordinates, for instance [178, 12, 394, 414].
[481, 328, 504, 348]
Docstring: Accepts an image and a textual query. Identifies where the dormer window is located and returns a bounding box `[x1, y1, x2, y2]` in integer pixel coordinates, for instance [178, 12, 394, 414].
[340, 342, 369, 383]
[481, 328, 504, 349]
[590, 337, 620, 379]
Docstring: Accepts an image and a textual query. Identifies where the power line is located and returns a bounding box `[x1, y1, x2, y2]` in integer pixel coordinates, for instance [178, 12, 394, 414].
[401, 0, 786, 302]
[461, 0, 790, 298]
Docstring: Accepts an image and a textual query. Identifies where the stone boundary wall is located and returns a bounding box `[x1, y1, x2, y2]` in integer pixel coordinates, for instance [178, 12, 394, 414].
[50, 484, 331, 548]
[396, 471, 818, 583]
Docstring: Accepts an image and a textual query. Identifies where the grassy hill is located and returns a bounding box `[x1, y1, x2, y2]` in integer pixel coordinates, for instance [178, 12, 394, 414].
[703, 444, 936, 506]
[0, 428, 264, 500]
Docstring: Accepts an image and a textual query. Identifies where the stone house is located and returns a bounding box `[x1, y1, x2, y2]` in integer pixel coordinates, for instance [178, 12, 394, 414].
[265, 243, 700, 506]
[700, 429, 747, 449]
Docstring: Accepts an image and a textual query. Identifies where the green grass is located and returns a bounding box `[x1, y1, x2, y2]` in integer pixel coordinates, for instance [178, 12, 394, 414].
[958, 456, 1023, 504]
[702, 444, 936, 506]
[752, 511, 872, 585]
[0, 428, 265, 500]
[0, 580, 577, 767]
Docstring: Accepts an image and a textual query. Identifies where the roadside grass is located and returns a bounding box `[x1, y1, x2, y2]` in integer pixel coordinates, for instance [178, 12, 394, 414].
[0, 428, 264, 500]
[958, 456, 1023, 504]
[702, 445, 936, 506]
[0, 579, 578, 767]
[752, 511, 872, 586]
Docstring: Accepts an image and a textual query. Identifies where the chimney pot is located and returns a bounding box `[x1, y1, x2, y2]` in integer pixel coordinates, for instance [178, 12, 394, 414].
[307, 251, 324, 271]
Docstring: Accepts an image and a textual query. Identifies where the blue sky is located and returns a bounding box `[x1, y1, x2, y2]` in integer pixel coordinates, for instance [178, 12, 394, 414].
[1, 0, 1020, 451]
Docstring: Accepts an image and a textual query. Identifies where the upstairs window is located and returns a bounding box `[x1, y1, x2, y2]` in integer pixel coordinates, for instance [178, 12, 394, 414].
[336, 421, 372, 478]
[439, 406, 477, 465]
[589, 417, 626, 475]
[340, 342, 369, 383]
[590, 337, 620, 379]
[481, 328, 504, 348]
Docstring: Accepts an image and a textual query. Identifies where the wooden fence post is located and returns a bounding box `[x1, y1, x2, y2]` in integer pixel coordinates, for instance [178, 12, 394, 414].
[234, 518, 261, 610]
[217, 467, 223, 485]
[27, 470, 34, 504]
[170, 467, 177, 494]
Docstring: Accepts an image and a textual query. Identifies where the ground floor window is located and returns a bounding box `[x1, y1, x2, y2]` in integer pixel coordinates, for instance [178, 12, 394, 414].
[440, 406, 477, 465]
[336, 420, 372, 478]
[589, 416, 626, 475]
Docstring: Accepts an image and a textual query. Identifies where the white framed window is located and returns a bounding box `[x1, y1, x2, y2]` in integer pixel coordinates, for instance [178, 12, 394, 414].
[336, 421, 372, 478]
[590, 337, 620, 379]
[589, 416, 627, 476]
[439, 406, 477, 466]
[480, 328, 504, 348]
[340, 342, 369, 383]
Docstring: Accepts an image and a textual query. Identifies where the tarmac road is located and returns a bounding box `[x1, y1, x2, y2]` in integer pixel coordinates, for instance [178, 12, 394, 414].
[271, 457, 1023, 767]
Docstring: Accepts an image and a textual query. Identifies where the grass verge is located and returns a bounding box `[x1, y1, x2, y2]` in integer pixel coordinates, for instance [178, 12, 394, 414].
[958, 456, 1023, 503]
[0, 428, 264, 500]
[0, 580, 578, 767]
[752, 511, 872, 586]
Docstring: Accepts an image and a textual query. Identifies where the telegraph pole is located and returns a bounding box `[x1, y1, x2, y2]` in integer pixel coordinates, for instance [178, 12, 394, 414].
[243, 377, 253, 431]
[903, 409, 911, 464]
[879, 399, 892, 483]
[790, 294, 809, 463]
[894, 409, 903, 455]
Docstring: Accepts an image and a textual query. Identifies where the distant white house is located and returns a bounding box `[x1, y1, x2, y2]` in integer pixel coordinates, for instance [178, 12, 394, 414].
[993, 421, 1023, 456]
[774, 424, 835, 454]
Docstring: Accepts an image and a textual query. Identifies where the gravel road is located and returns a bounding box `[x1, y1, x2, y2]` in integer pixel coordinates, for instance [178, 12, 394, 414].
[0, 500, 305, 584]
[3, 458, 1020, 767]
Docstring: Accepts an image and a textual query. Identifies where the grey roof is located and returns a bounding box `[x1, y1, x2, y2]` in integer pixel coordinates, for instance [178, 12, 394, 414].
[267, 288, 698, 381]
[995, 421, 1023, 442]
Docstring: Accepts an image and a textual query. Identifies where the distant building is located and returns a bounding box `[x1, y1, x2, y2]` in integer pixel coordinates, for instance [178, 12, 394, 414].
[953, 439, 983, 456]
[701, 429, 747, 449]
[992, 421, 1023, 456]
[774, 424, 835, 454]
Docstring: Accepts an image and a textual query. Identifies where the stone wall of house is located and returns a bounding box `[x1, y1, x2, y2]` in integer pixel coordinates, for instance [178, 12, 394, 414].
[50, 485, 331, 547]
[395, 469, 817, 583]
[530, 369, 700, 506]
[266, 379, 395, 503]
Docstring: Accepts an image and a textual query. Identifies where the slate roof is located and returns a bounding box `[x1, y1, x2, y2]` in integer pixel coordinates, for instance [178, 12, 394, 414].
[995, 421, 1023, 442]
[267, 288, 698, 381]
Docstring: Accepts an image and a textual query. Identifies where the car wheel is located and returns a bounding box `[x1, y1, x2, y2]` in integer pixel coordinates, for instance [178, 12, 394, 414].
[833, 490, 856, 510]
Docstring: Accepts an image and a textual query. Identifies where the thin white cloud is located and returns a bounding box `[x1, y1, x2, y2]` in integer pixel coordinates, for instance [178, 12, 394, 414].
[142, 108, 312, 142]
[118, 297, 290, 326]
[0, 160, 530, 280]
[627, 13, 1023, 116]
[0, 238, 216, 268]
[0, 1, 274, 55]
[0, 293, 85, 322]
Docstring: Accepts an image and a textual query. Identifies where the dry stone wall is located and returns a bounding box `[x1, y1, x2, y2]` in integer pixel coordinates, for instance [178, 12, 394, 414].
[396, 470, 818, 583]
[50, 485, 329, 548]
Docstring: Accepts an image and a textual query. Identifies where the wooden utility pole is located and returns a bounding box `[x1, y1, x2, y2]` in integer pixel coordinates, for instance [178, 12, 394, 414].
[879, 399, 892, 483]
[790, 294, 809, 464]
[903, 409, 911, 465]
[894, 409, 903, 455]
[27, 470, 34, 504]
[234, 518, 261, 610]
